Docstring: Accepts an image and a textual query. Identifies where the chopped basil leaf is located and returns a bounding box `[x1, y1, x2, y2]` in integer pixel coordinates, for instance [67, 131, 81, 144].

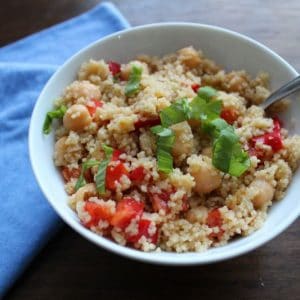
[43, 105, 67, 134]
[95, 144, 114, 194]
[180, 98, 193, 119]
[151, 126, 175, 174]
[228, 144, 251, 177]
[190, 96, 222, 123]
[203, 118, 232, 138]
[151, 125, 173, 137]
[75, 159, 100, 191]
[156, 85, 249, 176]
[153, 85, 250, 177]
[125, 65, 143, 96]
[160, 98, 191, 127]
[95, 159, 110, 194]
[156, 149, 174, 174]
[102, 144, 114, 157]
[210, 121, 250, 177]
[197, 86, 217, 102]
[74, 144, 114, 192]
[212, 129, 239, 173]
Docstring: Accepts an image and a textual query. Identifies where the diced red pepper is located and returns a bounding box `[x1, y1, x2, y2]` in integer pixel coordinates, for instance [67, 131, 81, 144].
[181, 194, 189, 212]
[134, 117, 161, 130]
[249, 117, 283, 158]
[207, 208, 222, 227]
[106, 162, 129, 190]
[263, 134, 283, 151]
[207, 208, 224, 240]
[111, 198, 144, 229]
[151, 194, 169, 212]
[149, 189, 174, 213]
[126, 219, 158, 244]
[61, 167, 81, 182]
[129, 166, 146, 182]
[108, 61, 121, 76]
[208, 229, 224, 240]
[86, 99, 103, 116]
[248, 146, 265, 160]
[220, 107, 239, 125]
[112, 149, 124, 161]
[84, 201, 114, 228]
[191, 83, 200, 93]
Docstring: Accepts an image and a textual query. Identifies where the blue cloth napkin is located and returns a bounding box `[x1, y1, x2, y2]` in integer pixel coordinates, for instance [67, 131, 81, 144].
[0, 3, 130, 296]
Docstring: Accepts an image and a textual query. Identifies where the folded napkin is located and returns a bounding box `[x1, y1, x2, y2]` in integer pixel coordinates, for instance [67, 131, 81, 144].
[0, 3, 130, 296]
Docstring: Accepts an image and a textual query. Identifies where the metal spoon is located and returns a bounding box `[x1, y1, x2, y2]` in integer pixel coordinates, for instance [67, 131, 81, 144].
[260, 75, 300, 109]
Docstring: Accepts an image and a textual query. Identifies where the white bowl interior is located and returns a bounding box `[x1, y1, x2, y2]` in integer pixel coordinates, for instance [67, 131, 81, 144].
[29, 23, 300, 265]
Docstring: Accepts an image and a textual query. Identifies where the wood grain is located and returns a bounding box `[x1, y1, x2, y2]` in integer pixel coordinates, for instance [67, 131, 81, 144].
[2, 1, 299, 299]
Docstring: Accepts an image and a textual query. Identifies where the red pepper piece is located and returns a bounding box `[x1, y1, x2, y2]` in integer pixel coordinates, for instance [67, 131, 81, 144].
[84, 201, 114, 228]
[112, 149, 124, 161]
[181, 194, 189, 212]
[207, 208, 224, 240]
[250, 117, 283, 156]
[86, 99, 103, 116]
[108, 61, 121, 76]
[129, 166, 146, 182]
[149, 189, 174, 213]
[220, 107, 239, 125]
[126, 219, 158, 244]
[106, 162, 129, 190]
[111, 198, 144, 229]
[191, 83, 200, 93]
[207, 208, 222, 227]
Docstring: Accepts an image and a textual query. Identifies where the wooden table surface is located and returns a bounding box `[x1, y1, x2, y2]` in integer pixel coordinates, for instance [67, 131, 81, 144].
[2, 1, 299, 299]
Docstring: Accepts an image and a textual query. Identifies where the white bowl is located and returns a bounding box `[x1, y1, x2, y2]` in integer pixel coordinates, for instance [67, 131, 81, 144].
[29, 23, 300, 265]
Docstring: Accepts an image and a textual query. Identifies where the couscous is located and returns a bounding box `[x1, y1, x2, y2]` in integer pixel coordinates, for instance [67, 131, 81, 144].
[43, 47, 300, 252]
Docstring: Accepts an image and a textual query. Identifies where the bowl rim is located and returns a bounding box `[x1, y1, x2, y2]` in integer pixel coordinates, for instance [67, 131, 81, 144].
[29, 22, 299, 265]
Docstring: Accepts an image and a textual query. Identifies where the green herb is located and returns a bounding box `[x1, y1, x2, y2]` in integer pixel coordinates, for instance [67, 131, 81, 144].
[151, 85, 250, 177]
[151, 125, 174, 137]
[160, 98, 192, 127]
[43, 105, 67, 134]
[197, 86, 217, 102]
[125, 65, 143, 96]
[95, 144, 114, 194]
[151, 125, 175, 174]
[202, 118, 232, 138]
[75, 159, 100, 191]
[209, 120, 250, 177]
[102, 144, 114, 157]
[190, 96, 222, 123]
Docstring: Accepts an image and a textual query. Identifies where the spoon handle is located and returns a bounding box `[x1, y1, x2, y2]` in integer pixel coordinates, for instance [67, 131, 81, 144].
[260, 75, 300, 109]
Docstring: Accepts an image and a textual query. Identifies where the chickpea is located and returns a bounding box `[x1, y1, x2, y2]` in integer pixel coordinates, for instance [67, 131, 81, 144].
[120, 64, 131, 81]
[69, 183, 97, 210]
[63, 104, 92, 132]
[188, 155, 222, 194]
[54, 136, 68, 166]
[178, 46, 201, 68]
[186, 206, 208, 224]
[250, 179, 274, 209]
[171, 121, 194, 163]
